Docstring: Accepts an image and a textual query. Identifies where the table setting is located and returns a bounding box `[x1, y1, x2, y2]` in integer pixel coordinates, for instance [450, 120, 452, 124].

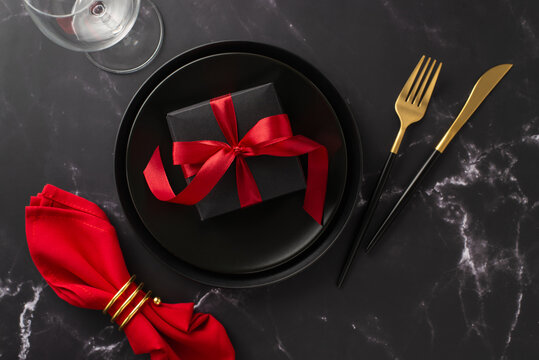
[1, 0, 538, 359]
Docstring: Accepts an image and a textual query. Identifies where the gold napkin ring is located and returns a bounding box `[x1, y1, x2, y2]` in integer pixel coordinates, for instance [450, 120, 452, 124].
[103, 275, 159, 331]
[119, 291, 152, 330]
[111, 282, 144, 323]
[103, 275, 136, 314]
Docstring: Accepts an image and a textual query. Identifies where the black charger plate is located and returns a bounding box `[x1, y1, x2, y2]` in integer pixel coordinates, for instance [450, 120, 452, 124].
[115, 41, 363, 287]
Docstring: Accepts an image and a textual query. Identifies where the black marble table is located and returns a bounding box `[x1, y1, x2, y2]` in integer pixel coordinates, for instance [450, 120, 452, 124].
[1, 0, 538, 359]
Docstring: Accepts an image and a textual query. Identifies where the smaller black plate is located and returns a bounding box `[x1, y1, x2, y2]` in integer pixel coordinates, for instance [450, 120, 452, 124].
[126, 52, 347, 274]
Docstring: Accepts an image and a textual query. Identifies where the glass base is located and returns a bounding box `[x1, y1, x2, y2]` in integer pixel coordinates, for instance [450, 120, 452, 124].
[85, 0, 163, 74]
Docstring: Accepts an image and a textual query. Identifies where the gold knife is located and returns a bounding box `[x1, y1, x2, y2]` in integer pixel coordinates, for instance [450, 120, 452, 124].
[365, 64, 513, 252]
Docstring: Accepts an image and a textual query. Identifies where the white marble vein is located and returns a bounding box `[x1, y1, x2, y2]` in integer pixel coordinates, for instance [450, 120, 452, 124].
[0, 277, 23, 300]
[354, 316, 398, 360]
[84, 329, 126, 360]
[64, 161, 81, 189]
[85, 192, 125, 220]
[501, 220, 526, 359]
[44, 313, 127, 359]
[258, 0, 309, 45]
[274, 333, 293, 360]
[419, 119, 536, 351]
[194, 288, 243, 311]
[419, 301, 435, 347]
[518, 16, 539, 57]
[379, 184, 405, 202]
[18, 284, 44, 360]
[193, 288, 241, 310]
[408, 135, 434, 148]
[380, 0, 412, 30]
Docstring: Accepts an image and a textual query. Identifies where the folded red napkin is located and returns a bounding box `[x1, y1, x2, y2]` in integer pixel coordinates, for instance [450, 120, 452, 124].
[25, 185, 235, 360]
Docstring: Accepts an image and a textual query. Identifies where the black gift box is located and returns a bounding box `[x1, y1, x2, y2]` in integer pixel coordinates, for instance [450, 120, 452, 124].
[166, 83, 306, 220]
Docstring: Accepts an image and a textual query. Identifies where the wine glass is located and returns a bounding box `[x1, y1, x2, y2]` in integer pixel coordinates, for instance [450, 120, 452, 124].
[24, 0, 164, 74]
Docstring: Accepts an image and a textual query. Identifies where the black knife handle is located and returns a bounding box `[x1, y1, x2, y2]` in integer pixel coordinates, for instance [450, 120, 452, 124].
[337, 152, 396, 287]
[365, 149, 442, 253]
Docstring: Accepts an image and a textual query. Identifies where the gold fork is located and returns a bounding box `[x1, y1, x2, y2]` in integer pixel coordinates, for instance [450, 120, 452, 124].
[392, 55, 443, 153]
[337, 55, 442, 287]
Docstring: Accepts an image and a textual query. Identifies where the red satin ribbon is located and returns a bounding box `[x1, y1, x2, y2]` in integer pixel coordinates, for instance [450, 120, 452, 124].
[143, 94, 328, 224]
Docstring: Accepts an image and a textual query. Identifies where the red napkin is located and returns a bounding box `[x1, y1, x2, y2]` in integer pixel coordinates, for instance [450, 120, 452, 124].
[25, 185, 235, 360]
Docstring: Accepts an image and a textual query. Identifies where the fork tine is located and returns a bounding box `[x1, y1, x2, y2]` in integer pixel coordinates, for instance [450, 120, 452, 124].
[419, 62, 442, 108]
[398, 55, 425, 100]
[407, 57, 431, 102]
[413, 59, 436, 105]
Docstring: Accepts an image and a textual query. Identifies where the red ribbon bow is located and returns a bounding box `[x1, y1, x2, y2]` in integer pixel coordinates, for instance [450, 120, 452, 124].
[143, 94, 329, 224]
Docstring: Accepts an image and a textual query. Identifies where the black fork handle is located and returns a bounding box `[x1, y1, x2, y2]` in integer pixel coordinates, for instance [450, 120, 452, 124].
[337, 152, 397, 287]
[365, 149, 442, 253]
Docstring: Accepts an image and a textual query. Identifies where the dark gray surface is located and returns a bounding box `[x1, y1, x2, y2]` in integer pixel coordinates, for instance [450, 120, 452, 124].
[1, 0, 538, 359]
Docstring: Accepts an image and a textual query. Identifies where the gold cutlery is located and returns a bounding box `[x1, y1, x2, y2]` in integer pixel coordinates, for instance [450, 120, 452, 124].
[365, 64, 513, 253]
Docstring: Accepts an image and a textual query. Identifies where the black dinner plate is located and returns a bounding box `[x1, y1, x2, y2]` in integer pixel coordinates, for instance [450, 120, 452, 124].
[115, 41, 363, 287]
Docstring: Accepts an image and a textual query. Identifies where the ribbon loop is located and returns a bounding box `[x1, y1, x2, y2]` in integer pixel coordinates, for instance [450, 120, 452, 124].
[143, 94, 328, 224]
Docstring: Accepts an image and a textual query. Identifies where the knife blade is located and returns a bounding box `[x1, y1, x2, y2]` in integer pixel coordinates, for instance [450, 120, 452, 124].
[435, 64, 513, 152]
